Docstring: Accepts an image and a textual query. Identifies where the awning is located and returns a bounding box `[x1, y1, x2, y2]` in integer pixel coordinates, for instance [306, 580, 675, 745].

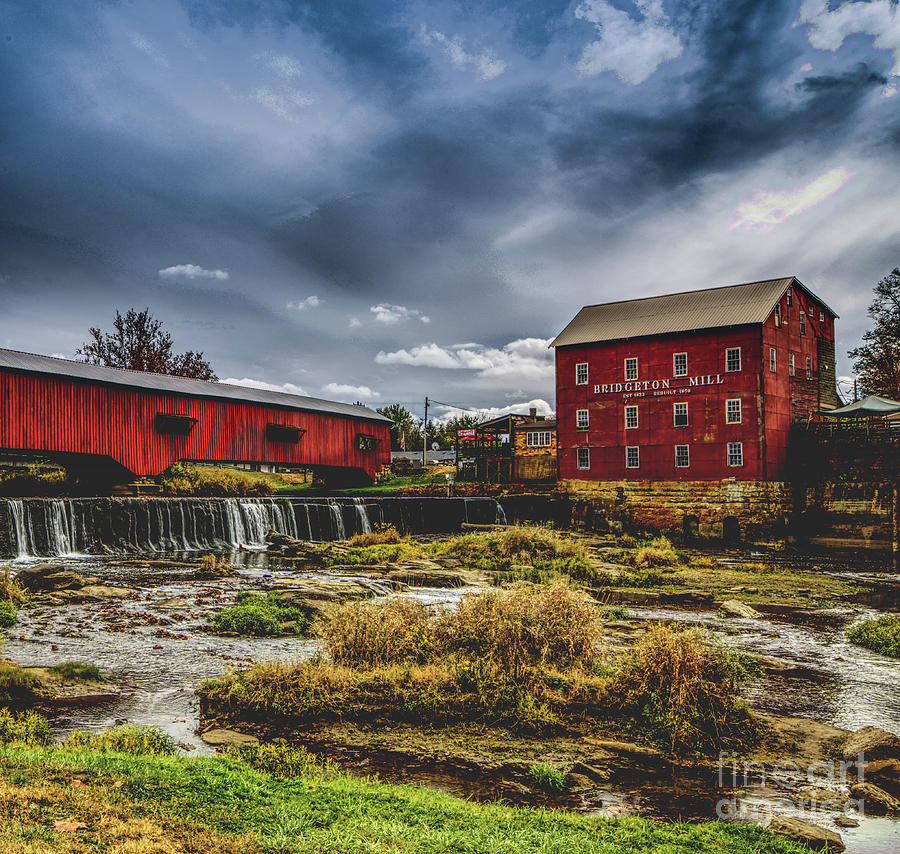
[820, 394, 900, 417]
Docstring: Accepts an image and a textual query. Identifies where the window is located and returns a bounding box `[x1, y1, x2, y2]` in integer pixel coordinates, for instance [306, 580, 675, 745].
[356, 434, 382, 451]
[725, 347, 741, 372]
[155, 413, 197, 435]
[575, 362, 588, 385]
[726, 398, 741, 424]
[624, 405, 638, 429]
[674, 401, 688, 427]
[800, 312, 806, 335]
[673, 352, 688, 377]
[769, 347, 777, 373]
[675, 444, 690, 468]
[775, 303, 782, 325]
[576, 409, 589, 431]
[625, 446, 640, 469]
[526, 431, 552, 447]
[577, 447, 590, 470]
[806, 355, 813, 375]
[819, 311, 824, 322]
[624, 357, 638, 380]
[727, 442, 744, 467]
[267, 423, 306, 444]
[787, 290, 793, 306]
[789, 353, 795, 376]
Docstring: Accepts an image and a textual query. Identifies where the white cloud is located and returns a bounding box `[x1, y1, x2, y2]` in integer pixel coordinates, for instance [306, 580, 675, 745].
[883, 82, 899, 98]
[796, 1, 900, 76]
[348, 316, 362, 328]
[159, 263, 230, 280]
[574, 0, 683, 85]
[223, 377, 307, 396]
[266, 53, 303, 79]
[370, 303, 431, 324]
[287, 295, 321, 310]
[322, 382, 380, 400]
[421, 29, 507, 81]
[253, 86, 314, 121]
[375, 337, 554, 383]
[129, 32, 169, 68]
[729, 166, 855, 232]
[432, 398, 554, 424]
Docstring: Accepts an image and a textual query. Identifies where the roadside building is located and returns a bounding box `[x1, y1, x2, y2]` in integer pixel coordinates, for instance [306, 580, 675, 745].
[551, 277, 839, 483]
[456, 409, 557, 483]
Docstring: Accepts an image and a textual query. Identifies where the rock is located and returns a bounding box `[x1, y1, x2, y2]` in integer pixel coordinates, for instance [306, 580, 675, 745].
[566, 773, 596, 790]
[386, 566, 467, 588]
[849, 782, 900, 814]
[200, 728, 259, 747]
[37, 571, 86, 591]
[841, 726, 900, 762]
[865, 759, 900, 794]
[14, 563, 83, 591]
[569, 761, 610, 783]
[792, 789, 850, 811]
[833, 816, 859, 828]
[659, 589, 715, 606]
[719, 599, 761, 618]
[767, 816, 845, 852]
[72, 585, 131, 600]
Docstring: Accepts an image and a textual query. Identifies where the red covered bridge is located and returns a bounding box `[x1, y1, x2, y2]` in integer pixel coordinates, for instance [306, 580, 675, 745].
[0, 348, 391, 483]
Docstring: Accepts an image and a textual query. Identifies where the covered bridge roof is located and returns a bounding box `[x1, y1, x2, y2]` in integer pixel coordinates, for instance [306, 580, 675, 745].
[550, 276, 838, 348]
[0, 347, 389, 423]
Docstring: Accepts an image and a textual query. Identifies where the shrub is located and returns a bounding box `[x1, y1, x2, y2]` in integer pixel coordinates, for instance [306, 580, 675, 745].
[62, 724, 176, 756]
[47, 662, 102, 681]
[0, 465, 69, 497]
[158, 464, 276, 497]
[221, 741, 344, 780]
[213, 593, 308, 637]
[632, 536, 679, 568]
[529, 762, 567, 791]
[0, 663, 44, 705]
[318, 598, 431, 666]
[438, 584, 603, 678]
[848, 615, 900, 659]
[0, 709, 49, 745]
[326, 543, 420, 566]
[0, 601, 16, 627]
[609, 624, 757, 756]
[0, 566, 26, 605]
[348, 524, 401, 547]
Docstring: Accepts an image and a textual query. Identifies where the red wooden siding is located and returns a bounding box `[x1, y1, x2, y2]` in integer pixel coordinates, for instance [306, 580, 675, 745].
[0, 370, 390, 478]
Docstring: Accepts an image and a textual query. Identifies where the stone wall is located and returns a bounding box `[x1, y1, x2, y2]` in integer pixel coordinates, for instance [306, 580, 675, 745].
[561, 478, 791, 542]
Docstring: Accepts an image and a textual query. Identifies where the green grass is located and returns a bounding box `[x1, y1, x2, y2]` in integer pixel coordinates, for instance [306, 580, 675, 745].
[848, 614, 900, 658]
[529, 762, 568, 791]
[47, 662, 102, 681]
[61, 724, 177, 756]
[0, 743, 813, 854]
[0, 600, 16, 627]
[212, 592, 309, 636]
[158, 463, 282, 497]
[0, 663, 44, 705]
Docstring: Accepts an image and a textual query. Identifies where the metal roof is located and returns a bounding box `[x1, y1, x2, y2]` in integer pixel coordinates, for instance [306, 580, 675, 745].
[550, 277, 838, 348]
[0, 347, 390, 424]
[821, 395, 900, 417]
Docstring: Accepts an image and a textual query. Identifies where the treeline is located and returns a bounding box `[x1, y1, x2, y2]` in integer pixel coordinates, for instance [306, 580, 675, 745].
[375, 404, 480, 451]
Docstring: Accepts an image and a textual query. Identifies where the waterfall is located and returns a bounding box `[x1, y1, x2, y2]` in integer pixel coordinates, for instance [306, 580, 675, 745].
[328, 500, 346, 540]
[44, 500, 77, 555]
[495, 501, 508, 526]
[353, 498, 372, 534]
[9, 500, 31, 559]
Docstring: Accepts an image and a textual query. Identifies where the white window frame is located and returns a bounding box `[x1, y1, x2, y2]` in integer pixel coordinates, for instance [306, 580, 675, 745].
[673, 352, 688, 377]
[575, 362, 588, 385]
[674, 444, 690, 468]
[800, 312, 806, 335]
[789, 353, 795, 376]
[725, 398, 742, 424]
[576, 409, 589, 431]
[624, 405, 638, 429]
[727, 442, 744, 468]
[624, 357, 638, 380]
[673, 401, 688, 427]
[769, 347, 777, 373]
[787, 290, 792, 306]
[775, 303, 782, 325]
[625, 446, 640, 469]
[819, 311, 824, 322]
[576, 447, 590, 470]
[526, 431, 551, 448]
[725, 347, 741, 373]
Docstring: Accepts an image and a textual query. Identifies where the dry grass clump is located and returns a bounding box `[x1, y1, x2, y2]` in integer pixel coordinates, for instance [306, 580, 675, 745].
[632, 536, 679, 568]
[609, 624, 757, 756]
[348, 524, 401, 547]
[318, 598, 431, 666]
[196, 554, 235, 578]
[158, 463, 276, 497]
[0, 566, 26, 605]
[438, 584, 602, 677]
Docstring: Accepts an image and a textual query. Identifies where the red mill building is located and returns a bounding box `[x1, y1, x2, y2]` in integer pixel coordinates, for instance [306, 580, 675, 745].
[551, 277, 839, 485]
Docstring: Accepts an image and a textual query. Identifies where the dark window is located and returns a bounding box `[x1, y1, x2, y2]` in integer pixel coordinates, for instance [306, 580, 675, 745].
[266, 423, 305, 443]
[155, 413, 197, 435]
[674, 402, 688, 427]
[356, 434, 382, 451]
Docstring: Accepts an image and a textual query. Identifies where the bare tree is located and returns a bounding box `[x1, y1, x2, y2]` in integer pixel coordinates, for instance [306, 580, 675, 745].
[76, 308, 218, 381]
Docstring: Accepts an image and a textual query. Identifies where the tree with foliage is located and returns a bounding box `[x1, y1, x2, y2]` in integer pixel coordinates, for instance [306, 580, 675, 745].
[76, 308, 218, 381]
[376, 404, 422, 450]
[849, 268, 900, 399]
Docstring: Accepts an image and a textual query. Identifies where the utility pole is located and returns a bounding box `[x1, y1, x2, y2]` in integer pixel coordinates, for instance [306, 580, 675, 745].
[423, 396, 429, 468]
[854, 378, 859, 402]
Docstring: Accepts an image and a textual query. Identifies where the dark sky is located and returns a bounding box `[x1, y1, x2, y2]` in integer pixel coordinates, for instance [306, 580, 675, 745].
[2, 0, 899, 420]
